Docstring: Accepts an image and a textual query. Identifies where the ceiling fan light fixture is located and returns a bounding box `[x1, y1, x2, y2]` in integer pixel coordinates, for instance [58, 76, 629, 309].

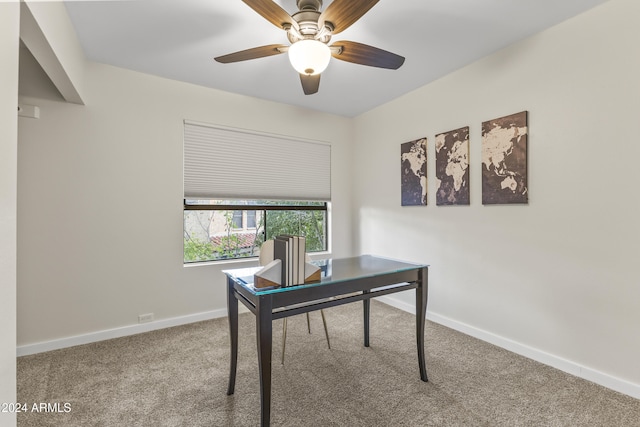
[288, 39, 331, 76]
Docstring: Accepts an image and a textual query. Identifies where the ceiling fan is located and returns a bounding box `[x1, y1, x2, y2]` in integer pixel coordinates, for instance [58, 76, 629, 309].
[214, 0, 405, 95]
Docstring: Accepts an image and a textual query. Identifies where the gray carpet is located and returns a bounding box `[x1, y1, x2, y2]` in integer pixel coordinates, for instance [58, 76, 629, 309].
[17, 300, 640, 426]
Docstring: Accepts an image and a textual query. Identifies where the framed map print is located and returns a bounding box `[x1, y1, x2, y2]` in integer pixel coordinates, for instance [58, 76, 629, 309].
[401, 138, 427, 206]
[435, 126, 470, 205]
[481, 111, 528, 204]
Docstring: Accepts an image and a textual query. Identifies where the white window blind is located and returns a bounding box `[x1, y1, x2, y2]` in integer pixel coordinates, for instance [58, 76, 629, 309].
[184, 121, 331, 201]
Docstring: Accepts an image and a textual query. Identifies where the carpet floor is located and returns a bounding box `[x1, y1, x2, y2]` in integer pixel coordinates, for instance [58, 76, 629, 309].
[17, 300, 640, 426]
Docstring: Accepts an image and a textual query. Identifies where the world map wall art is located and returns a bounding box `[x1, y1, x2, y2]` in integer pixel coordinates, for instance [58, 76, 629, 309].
[435, 126, 470, 206]
[481, 111, 528, 204]
[400, 138, 427, 206]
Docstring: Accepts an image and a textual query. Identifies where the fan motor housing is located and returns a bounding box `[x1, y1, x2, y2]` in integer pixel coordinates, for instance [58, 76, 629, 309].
[288, 1, 332, 44]
[297, 0, 322, 11]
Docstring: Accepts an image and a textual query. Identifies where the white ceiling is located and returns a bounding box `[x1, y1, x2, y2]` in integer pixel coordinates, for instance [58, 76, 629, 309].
[63, 0, 609, 117]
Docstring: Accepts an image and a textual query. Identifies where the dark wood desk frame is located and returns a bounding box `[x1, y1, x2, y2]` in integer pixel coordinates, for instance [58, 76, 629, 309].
[225, 256, 428, 427]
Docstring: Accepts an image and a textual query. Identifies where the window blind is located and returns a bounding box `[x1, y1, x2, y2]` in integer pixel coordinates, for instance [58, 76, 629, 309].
[184, 121, 331, 201]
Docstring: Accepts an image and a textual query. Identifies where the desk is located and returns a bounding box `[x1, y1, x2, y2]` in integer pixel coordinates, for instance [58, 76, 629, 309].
[223, 255, 429, 426]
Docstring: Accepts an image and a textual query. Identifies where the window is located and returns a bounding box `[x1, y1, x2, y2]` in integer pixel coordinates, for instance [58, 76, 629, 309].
[231, 211, 243, 229]
[183, 121, 331, 263]
[183, 200, 327, 263]
[246, 210, 257, 228]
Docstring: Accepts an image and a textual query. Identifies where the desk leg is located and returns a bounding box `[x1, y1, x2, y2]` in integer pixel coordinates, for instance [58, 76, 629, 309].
[256, 295, 273, 427]
[226, 277, 239, 395]
[416, 267, 429, 382]
[363, 291, 370, 347]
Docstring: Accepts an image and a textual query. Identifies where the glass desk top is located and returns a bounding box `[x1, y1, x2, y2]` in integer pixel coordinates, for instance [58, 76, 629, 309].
[223, 254, 428, 295]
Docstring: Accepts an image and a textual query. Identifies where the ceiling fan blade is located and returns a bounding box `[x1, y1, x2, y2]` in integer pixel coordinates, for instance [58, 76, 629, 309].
[319, 0, 379, 34]
[242, 0, 298, 30]
[300, 74, 320, 95]
[214, 44, 288, 63]
[331, 40, 405, 69]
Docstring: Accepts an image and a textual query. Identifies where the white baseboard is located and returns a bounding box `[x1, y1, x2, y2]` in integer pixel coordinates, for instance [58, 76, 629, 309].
[376, 295, 640, 400]
[16, 308, 230, 357]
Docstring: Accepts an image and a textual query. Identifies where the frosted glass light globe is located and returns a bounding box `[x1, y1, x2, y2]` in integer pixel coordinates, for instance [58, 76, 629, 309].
[288, 40, 331, 76]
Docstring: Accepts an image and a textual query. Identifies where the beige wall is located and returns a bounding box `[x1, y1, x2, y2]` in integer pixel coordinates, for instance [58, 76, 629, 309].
[1, 3, 20, 426]
[353, 0, 640, 396]
[17, 61, 353, 347]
